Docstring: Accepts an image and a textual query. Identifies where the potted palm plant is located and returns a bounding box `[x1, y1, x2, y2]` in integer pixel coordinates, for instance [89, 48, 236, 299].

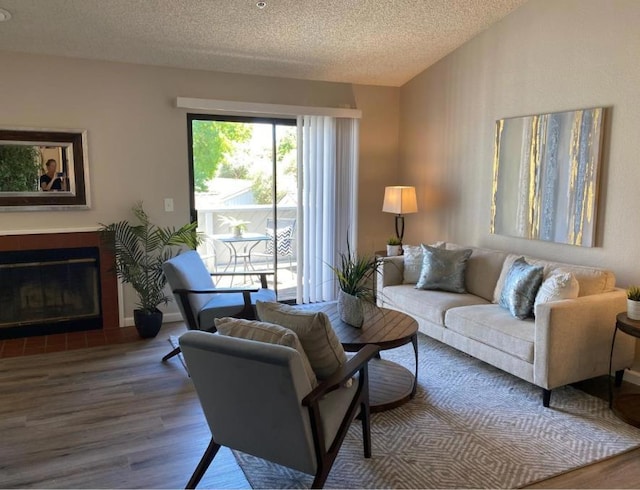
[331, 241, 381, 328]
[100, 201, 201, 338]
[627, 286, 640, 321]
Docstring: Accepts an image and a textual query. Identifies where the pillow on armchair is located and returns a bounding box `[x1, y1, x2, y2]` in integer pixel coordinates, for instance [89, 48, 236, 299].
[215, 317, 317, 388]
[255, 301, 347, 379]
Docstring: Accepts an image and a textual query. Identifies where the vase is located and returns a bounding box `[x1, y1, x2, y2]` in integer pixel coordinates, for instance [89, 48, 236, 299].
[628, 299, 640, 321]
[337, 290, 364, 328]
[387, 244, 401, 257]
[134, 308, 163, 338]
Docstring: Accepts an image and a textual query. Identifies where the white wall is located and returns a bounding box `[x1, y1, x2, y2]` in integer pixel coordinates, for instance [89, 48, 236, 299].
[0, 51, 399, 320]
[399, 0, 640, 366]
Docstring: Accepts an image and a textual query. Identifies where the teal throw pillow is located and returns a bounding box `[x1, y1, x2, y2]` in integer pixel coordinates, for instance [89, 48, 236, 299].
[416, 245, 472, 293]
[498, 257, 544, 319]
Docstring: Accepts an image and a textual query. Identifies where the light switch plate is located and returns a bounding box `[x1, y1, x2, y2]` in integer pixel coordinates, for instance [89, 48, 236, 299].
[164, 198, 174, 212]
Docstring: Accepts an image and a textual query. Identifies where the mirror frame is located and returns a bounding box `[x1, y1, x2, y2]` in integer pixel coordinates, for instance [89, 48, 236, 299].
[0, 128, 90, 211]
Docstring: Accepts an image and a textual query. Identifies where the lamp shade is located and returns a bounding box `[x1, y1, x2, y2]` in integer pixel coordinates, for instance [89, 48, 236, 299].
[382, 186, 418, 215]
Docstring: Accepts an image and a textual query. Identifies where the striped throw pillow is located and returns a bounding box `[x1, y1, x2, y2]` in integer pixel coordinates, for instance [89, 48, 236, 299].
[255, 301, 346, 379]
[215, 317, 317, 388]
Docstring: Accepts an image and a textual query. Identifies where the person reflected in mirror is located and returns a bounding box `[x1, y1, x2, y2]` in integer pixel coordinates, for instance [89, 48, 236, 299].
[40, 159, 65, 191]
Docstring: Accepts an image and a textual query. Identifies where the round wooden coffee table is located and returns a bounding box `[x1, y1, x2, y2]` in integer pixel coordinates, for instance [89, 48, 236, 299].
[300, 302, 419, 412]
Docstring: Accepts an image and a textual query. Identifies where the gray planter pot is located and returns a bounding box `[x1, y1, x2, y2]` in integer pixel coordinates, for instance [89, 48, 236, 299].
[337, 290, 364, 328]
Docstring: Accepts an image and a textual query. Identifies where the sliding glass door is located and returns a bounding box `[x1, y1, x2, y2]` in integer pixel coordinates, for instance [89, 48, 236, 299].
[187, 114, 297, 301]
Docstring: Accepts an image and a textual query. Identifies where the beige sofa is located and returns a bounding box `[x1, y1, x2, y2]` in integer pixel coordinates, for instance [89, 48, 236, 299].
[377, 243, 635, 406]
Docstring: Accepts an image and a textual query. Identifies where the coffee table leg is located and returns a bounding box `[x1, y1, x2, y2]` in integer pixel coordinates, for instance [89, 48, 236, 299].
[411, 333, 418, 398]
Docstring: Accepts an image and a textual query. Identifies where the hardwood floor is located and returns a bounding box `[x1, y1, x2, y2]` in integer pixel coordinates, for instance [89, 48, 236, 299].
[0, 322, 249, 489]
[1, 322, 639, 489]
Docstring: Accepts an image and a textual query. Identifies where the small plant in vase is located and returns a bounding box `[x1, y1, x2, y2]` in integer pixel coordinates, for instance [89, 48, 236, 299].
[331, 241, 381, 328]
[627, 286, 640, 320]
[218, 215, 250, 237]
[386, 236, 402, 257]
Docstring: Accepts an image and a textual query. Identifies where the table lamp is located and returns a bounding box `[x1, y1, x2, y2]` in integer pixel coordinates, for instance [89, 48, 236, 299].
[382, 186, 418, 248]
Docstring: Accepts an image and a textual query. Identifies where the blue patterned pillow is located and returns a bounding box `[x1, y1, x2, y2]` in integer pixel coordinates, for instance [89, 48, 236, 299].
[265, 225, 293, 256]
[416, 245, 472, 293]
[499, 257, 544, 319]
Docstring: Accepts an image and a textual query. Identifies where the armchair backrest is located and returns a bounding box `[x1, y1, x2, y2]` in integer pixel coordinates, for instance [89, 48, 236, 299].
[179, 330, 318, 474]
[163, 251, 216, 329]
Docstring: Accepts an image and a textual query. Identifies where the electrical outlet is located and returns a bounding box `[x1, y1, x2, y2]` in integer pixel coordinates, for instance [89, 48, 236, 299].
[164, 198, 174, 212]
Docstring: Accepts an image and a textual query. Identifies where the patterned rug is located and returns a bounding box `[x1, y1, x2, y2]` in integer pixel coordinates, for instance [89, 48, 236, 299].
[223, 334, 640, 489]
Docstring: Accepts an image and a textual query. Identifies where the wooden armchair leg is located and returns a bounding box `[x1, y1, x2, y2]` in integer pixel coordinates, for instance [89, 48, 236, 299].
[186, 438, 221, 489]
[162, 345, 182, 362]
[361, 401, 372, 458]
[311, 464, 331, 489]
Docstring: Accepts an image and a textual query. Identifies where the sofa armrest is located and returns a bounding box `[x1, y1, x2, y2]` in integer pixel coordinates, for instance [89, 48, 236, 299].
[533, 288, 634, 389]
[377, 256, 404, 291]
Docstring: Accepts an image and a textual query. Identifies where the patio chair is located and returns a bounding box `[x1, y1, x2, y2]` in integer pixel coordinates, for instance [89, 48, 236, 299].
[161, 251, 275, 362]
[254, 218, 296, 275]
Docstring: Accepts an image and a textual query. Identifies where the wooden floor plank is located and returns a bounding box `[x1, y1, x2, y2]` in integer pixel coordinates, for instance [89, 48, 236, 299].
[1, 322, 639, 489]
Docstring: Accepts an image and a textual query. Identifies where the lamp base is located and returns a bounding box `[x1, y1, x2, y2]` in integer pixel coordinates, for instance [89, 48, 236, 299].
[395, 215, 405, 245]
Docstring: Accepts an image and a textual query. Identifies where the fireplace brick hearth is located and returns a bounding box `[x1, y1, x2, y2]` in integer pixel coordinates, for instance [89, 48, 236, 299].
[0, 230, 140, 358]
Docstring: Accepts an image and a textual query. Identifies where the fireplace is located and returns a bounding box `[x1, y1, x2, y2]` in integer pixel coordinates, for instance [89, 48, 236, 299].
[0, 231, 119, 341]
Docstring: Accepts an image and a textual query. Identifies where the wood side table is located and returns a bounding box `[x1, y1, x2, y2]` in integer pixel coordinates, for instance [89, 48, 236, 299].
[609, 312, 640, 428]
[298, 302, 418, 412]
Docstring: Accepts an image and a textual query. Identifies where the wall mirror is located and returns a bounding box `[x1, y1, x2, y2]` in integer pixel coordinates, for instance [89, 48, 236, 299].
[0, 128, 90, 211]
[490, 107, 604, 247]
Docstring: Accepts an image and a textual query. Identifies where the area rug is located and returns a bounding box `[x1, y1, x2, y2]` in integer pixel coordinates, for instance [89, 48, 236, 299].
[223, 334, 640, 489]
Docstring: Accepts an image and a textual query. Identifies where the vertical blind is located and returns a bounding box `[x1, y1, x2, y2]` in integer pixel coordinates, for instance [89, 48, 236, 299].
[297, 116, 359, 304]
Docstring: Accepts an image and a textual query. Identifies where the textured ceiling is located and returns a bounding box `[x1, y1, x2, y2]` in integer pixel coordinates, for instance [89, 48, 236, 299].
[0, 0, 527, 87]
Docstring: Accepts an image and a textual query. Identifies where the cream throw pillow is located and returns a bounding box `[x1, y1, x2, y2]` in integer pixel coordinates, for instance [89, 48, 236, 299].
[256, 301, 347, 379]
[215, 317, 318, 388]
[534, 269, 580, 308]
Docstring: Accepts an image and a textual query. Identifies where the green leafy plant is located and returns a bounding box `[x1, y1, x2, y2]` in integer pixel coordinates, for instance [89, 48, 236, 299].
[330, 241, 381, 303]
[387, 236, 401, 246]
[627, 286, 640, 301]
[0, 145, 41, 192]
[218, 215, 250, 234]
[99, 201, 201, 313]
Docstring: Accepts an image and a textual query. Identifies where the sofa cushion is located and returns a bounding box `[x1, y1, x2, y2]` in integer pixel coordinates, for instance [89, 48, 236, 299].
[403, 242, 445, 284]
[215, 317, 318, 388]
[381, 284, 489, 326]
[255, 301, 347, 379]
[498, 257, 544, 319]
[494, 253, 616, 302]
[416, 245, 472, 293]
[446, 244, 509, 301]
[445, 304, 535, 363]
[534, 269, 579, 308]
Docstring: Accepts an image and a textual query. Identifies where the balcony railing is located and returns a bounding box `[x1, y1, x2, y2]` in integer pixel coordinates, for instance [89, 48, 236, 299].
[196, 204, 297, 301]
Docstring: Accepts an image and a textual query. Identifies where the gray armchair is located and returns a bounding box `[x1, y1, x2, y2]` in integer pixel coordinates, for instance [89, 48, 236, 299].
[179, 330, 380, 489]
[161, 251, 276, 361]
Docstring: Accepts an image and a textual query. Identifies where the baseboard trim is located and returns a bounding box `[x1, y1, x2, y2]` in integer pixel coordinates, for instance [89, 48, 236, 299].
[122, 312, 183, 327]
[624, 369, 640, 386]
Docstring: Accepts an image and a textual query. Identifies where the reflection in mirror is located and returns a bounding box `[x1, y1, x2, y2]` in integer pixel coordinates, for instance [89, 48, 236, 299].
[0, 128, 90, 210]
